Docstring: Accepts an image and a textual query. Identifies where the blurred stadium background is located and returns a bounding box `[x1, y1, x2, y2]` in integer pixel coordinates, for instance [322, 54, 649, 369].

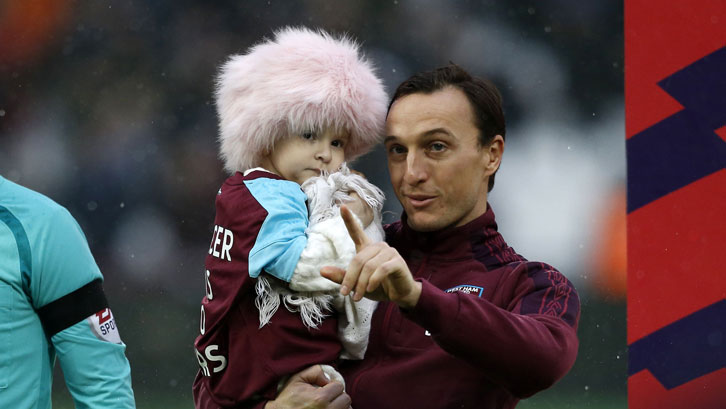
[0, 1, 625, 408]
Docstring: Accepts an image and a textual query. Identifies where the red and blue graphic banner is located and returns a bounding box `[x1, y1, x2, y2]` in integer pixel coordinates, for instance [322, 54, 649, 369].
[626, 1, 726, 407]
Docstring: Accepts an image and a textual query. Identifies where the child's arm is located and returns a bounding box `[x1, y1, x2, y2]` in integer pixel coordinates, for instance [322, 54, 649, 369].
[244, 177, 310, 283]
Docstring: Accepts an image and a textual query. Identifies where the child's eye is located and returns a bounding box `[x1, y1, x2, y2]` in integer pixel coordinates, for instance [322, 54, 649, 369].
[332, 140, 345, 148]
[301, 131, 315, 140]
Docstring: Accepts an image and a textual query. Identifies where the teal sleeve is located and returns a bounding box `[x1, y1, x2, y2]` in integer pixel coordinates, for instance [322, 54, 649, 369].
[0, 178, 134, 408]
[52, 317, 135, 408]
[244, 178, 309, 282]
[31, 206, 102, 309]
[35, 205, 135, 407]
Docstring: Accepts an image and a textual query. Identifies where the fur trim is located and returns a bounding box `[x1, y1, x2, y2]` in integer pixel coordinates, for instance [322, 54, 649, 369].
[216, 27, 388, 174]
[255, 275, 334, 329]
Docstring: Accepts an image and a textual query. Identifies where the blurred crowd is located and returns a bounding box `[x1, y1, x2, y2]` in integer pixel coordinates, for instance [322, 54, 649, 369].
[0, 0, 625, 405]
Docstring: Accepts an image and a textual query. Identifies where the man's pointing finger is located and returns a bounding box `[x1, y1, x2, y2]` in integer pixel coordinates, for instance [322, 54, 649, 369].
[340, 205, 371, 251]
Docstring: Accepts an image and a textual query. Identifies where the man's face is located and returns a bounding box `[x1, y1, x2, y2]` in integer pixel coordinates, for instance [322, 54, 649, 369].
[385, 87, 502, 232]
[261, 127, 348, 185]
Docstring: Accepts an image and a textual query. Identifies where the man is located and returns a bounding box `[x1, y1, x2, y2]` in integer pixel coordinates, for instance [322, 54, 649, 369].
[0, 175, 136, 408]
[268, 64, 580, 409]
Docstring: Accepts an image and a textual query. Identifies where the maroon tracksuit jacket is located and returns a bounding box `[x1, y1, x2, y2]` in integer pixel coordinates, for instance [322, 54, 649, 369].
[340, 205, 580, 408]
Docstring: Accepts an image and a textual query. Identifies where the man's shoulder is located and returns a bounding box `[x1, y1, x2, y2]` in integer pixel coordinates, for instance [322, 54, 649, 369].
[517, 260, 565, 277]
[516, 260, 580, 328]
[502, 259, 573, 285]
[0, 178, 77, 232]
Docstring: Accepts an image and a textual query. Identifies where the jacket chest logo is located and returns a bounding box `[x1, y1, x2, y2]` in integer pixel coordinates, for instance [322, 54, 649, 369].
[446, 284, 484, 297]
[425, 285, 486, 337]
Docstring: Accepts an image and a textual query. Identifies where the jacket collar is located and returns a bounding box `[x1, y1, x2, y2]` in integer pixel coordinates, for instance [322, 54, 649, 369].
[226, 169, 285, 185]
[390, 204, 521, 267]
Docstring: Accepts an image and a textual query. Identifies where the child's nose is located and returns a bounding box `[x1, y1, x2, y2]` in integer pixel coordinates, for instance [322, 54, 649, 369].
[315, 145, 332, 163]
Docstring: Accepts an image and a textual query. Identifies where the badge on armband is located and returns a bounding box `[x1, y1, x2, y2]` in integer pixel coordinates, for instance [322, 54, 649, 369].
[87, 308, 123, 344]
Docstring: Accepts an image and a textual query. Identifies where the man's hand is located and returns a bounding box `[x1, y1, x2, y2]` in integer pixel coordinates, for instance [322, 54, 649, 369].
[343, 191, 373, 228]
[265, 365, 351, 409]
[321, 205, 422, 309]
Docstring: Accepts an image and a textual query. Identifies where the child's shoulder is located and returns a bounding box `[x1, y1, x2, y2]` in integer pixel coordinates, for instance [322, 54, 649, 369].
[219, 169, 282, 192]
[218, 169, 306, 211]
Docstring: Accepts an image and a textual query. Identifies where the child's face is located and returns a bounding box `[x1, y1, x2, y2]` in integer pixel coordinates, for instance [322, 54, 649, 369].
[261, 127, 349, 185]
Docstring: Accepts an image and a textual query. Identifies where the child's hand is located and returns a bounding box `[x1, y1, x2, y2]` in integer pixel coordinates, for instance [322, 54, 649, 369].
[344, 191, 373, 227]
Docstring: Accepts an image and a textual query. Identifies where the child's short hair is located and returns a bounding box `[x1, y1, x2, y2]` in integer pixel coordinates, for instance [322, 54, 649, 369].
[216, 27, 388, 174]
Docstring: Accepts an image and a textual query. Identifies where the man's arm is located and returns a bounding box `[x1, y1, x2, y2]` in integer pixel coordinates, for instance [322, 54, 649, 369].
[321, 206, 580, 398]
[52, 311, 135, 408]
[33, 206, 136, 407]
[406, 276, 579, 397]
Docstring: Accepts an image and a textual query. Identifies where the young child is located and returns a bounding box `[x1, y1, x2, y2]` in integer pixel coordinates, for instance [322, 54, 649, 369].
[192, 27, 388, 408]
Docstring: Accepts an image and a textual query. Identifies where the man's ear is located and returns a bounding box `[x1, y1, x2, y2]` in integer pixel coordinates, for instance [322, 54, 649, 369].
[483, 134, 504, 175]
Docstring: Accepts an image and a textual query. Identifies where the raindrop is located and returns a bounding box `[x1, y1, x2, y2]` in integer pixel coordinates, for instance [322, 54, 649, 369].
[528, 7, 535, 15]
[584, 385, 589, 391]
[87, 201, 98, 211]
[0, 109, 5, 117]
[544, 26, 552, 33]
[120, 202, 125, 208]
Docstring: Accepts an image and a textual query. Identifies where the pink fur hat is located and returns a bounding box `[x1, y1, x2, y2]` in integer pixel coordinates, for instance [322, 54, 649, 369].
[215, 27, 388, 174]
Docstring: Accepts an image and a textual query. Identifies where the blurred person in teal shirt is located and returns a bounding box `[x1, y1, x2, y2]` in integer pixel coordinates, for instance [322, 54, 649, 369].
[0, 175, 135, 408]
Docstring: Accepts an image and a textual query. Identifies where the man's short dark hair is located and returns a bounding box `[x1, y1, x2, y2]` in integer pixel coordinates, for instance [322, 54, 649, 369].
[389, 64, 505, 192]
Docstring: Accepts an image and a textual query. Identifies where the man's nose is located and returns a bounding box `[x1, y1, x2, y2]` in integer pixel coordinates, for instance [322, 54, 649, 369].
[403, 152, 428, 184]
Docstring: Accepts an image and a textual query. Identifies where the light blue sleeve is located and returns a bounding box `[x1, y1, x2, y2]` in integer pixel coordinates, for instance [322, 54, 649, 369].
[244, 178, 309, 282]
[52, 317, 135, 408]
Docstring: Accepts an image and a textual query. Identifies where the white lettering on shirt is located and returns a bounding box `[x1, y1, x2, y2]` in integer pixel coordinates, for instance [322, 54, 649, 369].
[221, 229, 233, 262]
[208, 225, 233, 262]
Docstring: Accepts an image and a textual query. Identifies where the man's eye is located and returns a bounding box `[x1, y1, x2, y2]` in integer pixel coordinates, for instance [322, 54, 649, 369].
[430, 142, 446, 152]
[388, 145, 406, 155]
[301, 131, 315, 140]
